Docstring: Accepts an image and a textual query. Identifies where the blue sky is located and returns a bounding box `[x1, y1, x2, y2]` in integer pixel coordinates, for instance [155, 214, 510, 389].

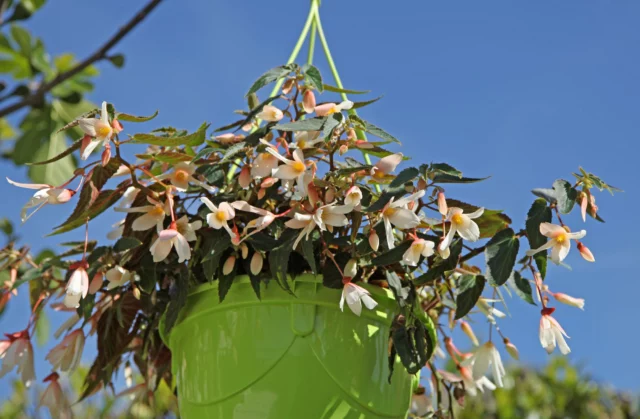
[1, 0, 638, 401]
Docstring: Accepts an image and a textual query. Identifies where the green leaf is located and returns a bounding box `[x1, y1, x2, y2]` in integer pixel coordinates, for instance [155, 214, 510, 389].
[28, 129, 76, 185]
[202, 232, 231, 280]
[349, 115, 399, 143]
[508, 271, 536, 305]
[87, 246, 110, 265]
[113, 237, 142, 252]
[300, 238, 317, 275]
[220, 141, 247, 164]
[432, 174, 489, 184]
[414, 309, 438, 362]
[485, 228, 520, 286]
[272, 116, 327, 132]
[163, 269, 189, 336]
[246, 64, 296, 97]
[107, 54, 125, 68]
[27, 137, 82, 165]
[130, 122, 208, 147]
[321, 113, 344, 138]
[10, 25, 32, 56]
[50, 189, 124, 236]
[388, 167, 419, 190]
[371, 241, 412, 266]
[136, 150, 193, 164]
[446, 199, 511, 239]
[268, 230, 297, 293]
[525, 199, 552, 279]
[218, 259, 236, 302]
[454, 274, 486, 319]
[414, 239, 462, 286]
[363, 189, 407, 213]
[138, 252, 157, 294]
[34, 314, 49, 347]
[116, 110, 158, 123]
[304, 65, 323, 92]
[322, 84, 370, 94]
[351, 96, 383, 110]
[429, 163, 462, 178]
[532, 179, 578, 214]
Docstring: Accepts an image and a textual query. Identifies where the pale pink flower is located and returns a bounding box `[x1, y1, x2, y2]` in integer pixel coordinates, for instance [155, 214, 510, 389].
[340, 281, 377, 316]
[286, 203, 352, 248]
[150, 223, 191, 263]
[381, 190, 424, 249]
[577, 242, 595, 262]
[344, 258, 358, 279]
[263, 141, 310, 196]
[6, 178, 74, 223]
[78, 101, 113, 160]
[45, 328, 85, 372]
[314, 100, 353, 117]
[344, 185, 363, 208]
[302, 90, 316, 113]
[292, 131, 322, 149]
[64, 266, 89, 308]
[504, 338, 520, 360]
[526, 223, 586, 264]
[107, 219, 125, 240]
[370, 153, 403, 179]
[251, 150, 279, 178]
[157, 162, 214, 192]
[439, 207, 484, 250]
[477, 298, 506, 323]
[402, 238, 435, 266]
[0, 331, 35, 387]
[106, 266, 133, 290]
[175, 215, 202, 242]
[88, 272, 103, 294]
[114, 196, 168, 231]
[40, 372, 72, 419]
[539, 311, 570, 355]
[553, 292, 585, 310]
[201, 198, 236, 239]
[256, 105, 284, 122]
[438, 191, 448, 216]
[231, 201, 277, 237]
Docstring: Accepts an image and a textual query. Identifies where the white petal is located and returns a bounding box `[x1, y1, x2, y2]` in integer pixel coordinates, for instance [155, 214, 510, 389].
[551, 241, 570, 264]
[388, 208, 420, 229]
[525, 240, 555, 257]
[81, 139, 102, 160]
[77, 118, 98, 136]
[440, 225, 456, 251]
[539, 222, 565, 237]
[361, 293, 377, 310]
[467, 208, 484, 219]
[6, 178, 49, 189]
[567, 230, 587, 240]
[174, 233, 191, 262]
[323, 213, 348, 227]
[132, 212, 163, 231]
[273, 165, 298, 180]
[456, 219, 480, 242]
[393, 190, 425, 208]
[200, 197, 217, 212]
[150, 238, 172, 262]
[100, 101, 109, 124]
[384, 217, 395, 249]
[555, 329, 571, 355]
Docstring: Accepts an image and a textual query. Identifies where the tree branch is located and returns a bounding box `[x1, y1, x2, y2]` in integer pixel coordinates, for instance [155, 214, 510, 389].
[0, 0, 163, 119]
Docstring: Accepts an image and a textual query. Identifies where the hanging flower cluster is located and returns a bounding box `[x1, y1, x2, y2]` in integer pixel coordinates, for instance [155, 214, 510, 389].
[0, 63, 619, 415]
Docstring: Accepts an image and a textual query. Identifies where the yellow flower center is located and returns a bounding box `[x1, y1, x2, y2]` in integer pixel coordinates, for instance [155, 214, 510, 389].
[175, 170, 189, 182]
[373, 170, 386, 179]
[297, 140, 307, 148]
[451, 214, 464, 225]
[215, 211, 227, 222]
[96, 123, 112, 138]
[555, 233, 567, 244]
[150, 205, 164, 216]
[292, 161, 306, 173]
[383, 207, 396, 218]
[326, 105, 339, 115]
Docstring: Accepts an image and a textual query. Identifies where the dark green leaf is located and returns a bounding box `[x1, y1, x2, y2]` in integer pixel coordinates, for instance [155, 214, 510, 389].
[351, 96, 382, 110]
[371, 241, 412, 266]
[485, 228, 520, 286]
[107, 54, 125, 68]
[130, 122, 208, 147]
[300, 238, 317, 275]
[218, 259, 236, 302]
[455, 274, 486, 319]
[113, 237, 142, 252]
[363, 189, 407, 213]
[429, 163, 462, 178]
[163, 270, 189, 336]
[322, 84, 370, 95]
[350, 115, 399, 143]
[220, 141, 246, 163]
[391, 325, 421, 374]
[246, 64, 296, 97]
[508, 271, 535, 305]
[304, 65, 323, 92]
[268, 230, 297, 293]
[87, 246, 110, 264]
[202, 233, 231, 280]
[525, 199, 552, 279]
[138, 253, 157, 294]
[49, 189, 125, 236]
[136, 151, 193, 164]
[322, 252, 349, 289]
[388, 167, 419, 190]
[272, 116, 326, 132]
[414, 240, 463, 286]
[532, 179, 578, 214]
[116, 110, 158, 123]
[432, 174, 489, 184]
[322, 113, 343, 138]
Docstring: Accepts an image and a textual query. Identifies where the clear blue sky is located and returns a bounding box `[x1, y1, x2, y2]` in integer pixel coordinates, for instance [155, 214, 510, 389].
[1, 0, 637, 400]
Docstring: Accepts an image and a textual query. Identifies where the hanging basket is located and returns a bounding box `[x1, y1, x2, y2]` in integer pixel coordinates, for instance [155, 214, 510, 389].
[164, 274, 415, 418]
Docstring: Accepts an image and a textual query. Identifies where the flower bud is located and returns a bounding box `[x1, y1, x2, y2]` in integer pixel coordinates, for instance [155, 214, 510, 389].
[553, 292, 585, 310]
[503, 338, 520, 360]
[347, 128, 357, 140]
[223, 255, 236, 275]
[354, 139, 373, 149]
[589, 194, 598, 217]
[239, 165, 251, 189]
[124, 362, 133, 388]
[437, 191, 448, 216]
[261, 177, 278, 189]
[101, 143, 111, 167]
[325, 187, 335, 203]
[580, 192, 589, 222]
[577, 242, 595, 262]
[369, 231, 380, 251]
[302, 90, 316, 114]
[307, 183, 320, 207]
[240, 243, 249, 259]
[112, 119, 124, 134]
[242, 122, 253, 132]
[282, 78, 295, 95]
[257, 188, 266, 200]
[250, 252, 263, 275]
[339, 144, 349, 155]
[216, 133, 237, 144]
[417, 178, 427, 191]
[132, 286, 141, 300]
[88, 273, 103, 295]
[344, 258, 358, 279]
[448, 310, 456, 329]
[438, 245, 450, 260]
[459, 321, 479, 346]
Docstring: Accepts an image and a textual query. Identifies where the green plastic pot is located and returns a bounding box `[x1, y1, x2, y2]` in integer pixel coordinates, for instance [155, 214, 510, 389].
[165, 274, 414, 418]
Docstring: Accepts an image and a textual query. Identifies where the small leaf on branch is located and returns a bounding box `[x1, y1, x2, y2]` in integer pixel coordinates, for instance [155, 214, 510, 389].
[323, 84, 370, 95]
[388, 167, 419, 191]
[371, 241, 412, 266]
[130, 122, 209, 147]
[508, 271, 536, 305]
[446, 199, 511, 239]
[246, 64, 296, 97]
[113, 237, 142, 252]
[351, 96, 383, 110]
[455, 274, 486, 319]
[349, 115, 400, 143]
[532, 179, 578, 214]
[525, 198, 552, 279]
[485, 228, 520, 286]
[304, 65, 323, 92]
[107, 54, 125, 68]
[116, 109, 158, 122]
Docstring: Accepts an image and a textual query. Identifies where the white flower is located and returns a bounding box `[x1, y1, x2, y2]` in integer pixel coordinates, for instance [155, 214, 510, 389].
[45, 329, 85, 373]
[231, 201, 277, 237]
[285, 203, 352, 248]
[0, 333, 35, 387]
[256, 105, 284, 122]
[105, 266, 133, 290]
[263, 142, 310, 196]
[381, 190, 424, 249]
[371, 153, 403, 179]
[78, 101, 113, 160]
[539, 313, 571, 355]
[40, 373, 72, 419]
[175, 215, 202, 242]
[526, 222, 586, 264]
[344, 185, 363, 208]
[477, 298, 506, 323]
[552, 292, 585, 310]
[64, 267, 89, 308]
[463, 341, 505, 388]
[158, 162, 214, 192]
[6, 178, 74, 223]
[201, 198, 236, 239]
[314, 100, 353, 117]
[402, 238, 435, 266]
[114, 197, 168, 231]
[150, 225, 191, 263]
[439, 207, 484, 250]
[292, 131, 322, 149]
[475, 376, 497, 394]
[340, 282, 377, 316]
[251, 150, 279, 178]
